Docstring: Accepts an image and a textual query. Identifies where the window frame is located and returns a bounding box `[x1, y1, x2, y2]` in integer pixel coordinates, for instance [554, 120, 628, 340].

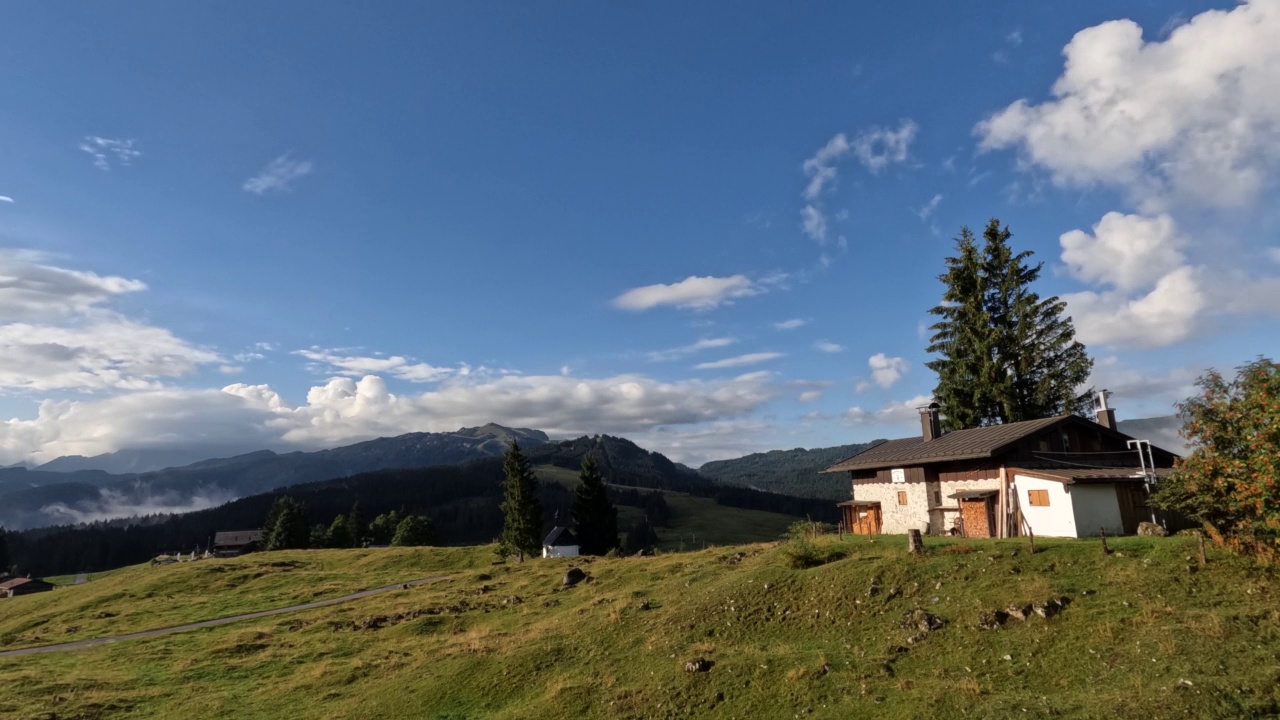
[1027, 489, 1050, 507]
[897, 490, 908, 506]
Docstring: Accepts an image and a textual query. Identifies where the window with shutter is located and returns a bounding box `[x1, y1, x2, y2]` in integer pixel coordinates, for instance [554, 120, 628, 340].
[1028, 489, 1050, 507]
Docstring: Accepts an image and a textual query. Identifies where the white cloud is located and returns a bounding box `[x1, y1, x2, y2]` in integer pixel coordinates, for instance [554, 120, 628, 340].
[802, 134, 852, 200]
[0, 320, 220, 391]
[1007, 29, 1024, 47]
[798, 390, 823, 403]
[0, 250, 147, 320]
[977, 1, 1280, 210]
[647, 337, 736, 362]
[295, 348, 455, 383]
[814, 340, 845, 354]
[0, 251, 218, 391]
[694, 352, 785, 370]
[844, 394, 934, 426]
[800, 204, 828, 243]
[79, 136, 141, 171]
[0, 196, 13, 204]
[1269, 248, 1280, 264]
[0, 371, 779, 466]
[1063, 265, 1205, 348]
[1059, 212, 1187, 292]
[852, 119, 918, 173]
[774, 318, 807, 330]
[917, 194, 943, 221]
[613, 275, 758, 311]
[243, 154, 315, 195]
[866, 353, 909, 389]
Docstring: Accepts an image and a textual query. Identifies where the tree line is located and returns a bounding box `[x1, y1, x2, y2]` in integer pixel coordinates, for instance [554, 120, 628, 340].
[258, 498, 437, 550]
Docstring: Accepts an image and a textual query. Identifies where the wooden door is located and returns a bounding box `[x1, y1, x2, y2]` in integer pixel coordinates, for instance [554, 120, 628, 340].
[847, 506, 881, 535]
[1115, 483, 1149, 534]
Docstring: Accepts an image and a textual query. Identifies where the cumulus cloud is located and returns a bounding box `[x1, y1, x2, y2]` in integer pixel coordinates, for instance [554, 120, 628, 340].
[0, 371, 779, 466]
[798, 390, 823, 403]
[0, 196, 13, 204]
[613, 275, 759, 311]
[243, 154, 315, 195]
[647, 337, 736, 362]
[295, 348, 455, 383]
[774, 318, 807, 330]
[1060, 212, 1187, 292]
[694, 352, 785, 370]
[844, 394, 934, 426]
[79, 136, 141, 171]
[1063, 265, 1205, 348]
[977, 1, 1280, 210]
[802, 134, 853, 201]
[857, 353, 908, 391]
[814, 340, 845, 354]
[0, 252, 219, 391]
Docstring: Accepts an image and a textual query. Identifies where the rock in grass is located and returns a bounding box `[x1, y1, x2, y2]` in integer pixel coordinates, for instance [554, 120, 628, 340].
[563, 568, 587, 586]
[685, 658, 714, 673]
[1137, 522, 1168, 537]
[1005, 604, 1031, 621]
[977, 610, 1009, 630]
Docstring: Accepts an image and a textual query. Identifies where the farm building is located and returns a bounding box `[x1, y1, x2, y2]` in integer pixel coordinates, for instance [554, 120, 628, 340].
[824, 394, 1178, 539]
[542, 526, 580, 558]
[0, 577, 56, 598]
[212, 530, 264, 557]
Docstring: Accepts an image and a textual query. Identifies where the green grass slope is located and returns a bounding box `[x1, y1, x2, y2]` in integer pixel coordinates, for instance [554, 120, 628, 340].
[1, 535, 1277, 720]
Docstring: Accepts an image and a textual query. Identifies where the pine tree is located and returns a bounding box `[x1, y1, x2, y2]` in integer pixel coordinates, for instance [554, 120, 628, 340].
[347, 503, 366, 547]
[326, 515, 355, 548]
[571, 454, 619, 555]
[391, 515, 437, 547]
[927, 227, 998, 431]
[0, 527, 10, 574]
[264, 496, 310, 550]
[928, 219, 1093, 429]
[368, 511, 403, 545]
[497, 440, 543, 561]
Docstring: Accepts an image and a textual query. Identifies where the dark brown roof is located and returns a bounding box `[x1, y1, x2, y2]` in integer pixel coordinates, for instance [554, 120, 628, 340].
[213, 530, 263, 547]
[822, 416, 1070, 473]
[0, 577, 52, 591]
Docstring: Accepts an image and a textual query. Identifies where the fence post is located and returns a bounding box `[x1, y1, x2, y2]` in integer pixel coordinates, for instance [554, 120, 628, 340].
[1197, 531, 1207, 565]
[1099, 527, 1109, 555]
[907, 529, 924, 555]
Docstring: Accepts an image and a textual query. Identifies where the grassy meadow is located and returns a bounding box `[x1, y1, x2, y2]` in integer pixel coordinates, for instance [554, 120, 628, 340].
[1, 534, 1278, 719]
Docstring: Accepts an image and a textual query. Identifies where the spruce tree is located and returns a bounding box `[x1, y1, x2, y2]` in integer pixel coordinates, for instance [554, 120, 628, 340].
[326, 515, 355, 548]
[347, 503, 366, 547]
[571, 454, 619, 555]
[264, 496, 310, 550]
[928, 219, 1092, 430]
[0, 527, 9, 574]
[497, 440, 543, 561]
[927, 227, 998, 431]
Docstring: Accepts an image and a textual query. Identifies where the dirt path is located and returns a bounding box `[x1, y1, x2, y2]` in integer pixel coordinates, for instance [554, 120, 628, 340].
[0, 576, 448, 658]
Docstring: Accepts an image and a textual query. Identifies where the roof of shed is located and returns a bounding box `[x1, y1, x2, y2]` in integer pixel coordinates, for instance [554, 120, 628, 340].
[543, 526, 578, 547]
[213, 530, 263, 546]
[0, 577, 51, 591]
[1011, 466, 1176, 484]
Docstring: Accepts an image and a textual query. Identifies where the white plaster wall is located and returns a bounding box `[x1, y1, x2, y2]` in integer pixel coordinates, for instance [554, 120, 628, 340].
[1013, 475, 1079, 538]
[542, 545, 579, 559]
[853, 482, 929, 534]
[1070, 484, 1126, 537]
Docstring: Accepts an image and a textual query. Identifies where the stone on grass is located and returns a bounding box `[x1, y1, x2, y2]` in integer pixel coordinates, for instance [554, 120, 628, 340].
[563, 568, 587, 586]
[685, 658, 714, 673]
[1137, 521, 1167, 537]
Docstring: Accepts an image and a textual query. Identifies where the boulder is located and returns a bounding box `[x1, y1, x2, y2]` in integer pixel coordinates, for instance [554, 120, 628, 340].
[977, 610, 1009, 630]
[563, 568, 588, 586]
[1137, 522, 1168, 537]
[901, 609, 947, 632]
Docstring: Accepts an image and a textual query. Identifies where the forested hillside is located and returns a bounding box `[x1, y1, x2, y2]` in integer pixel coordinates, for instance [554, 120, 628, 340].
[698, 441, 884, 499]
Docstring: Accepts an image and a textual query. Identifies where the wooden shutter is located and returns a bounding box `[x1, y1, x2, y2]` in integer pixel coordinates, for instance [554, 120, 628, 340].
[1028, 489, 1050, 507]
[897, 491, 908, 505]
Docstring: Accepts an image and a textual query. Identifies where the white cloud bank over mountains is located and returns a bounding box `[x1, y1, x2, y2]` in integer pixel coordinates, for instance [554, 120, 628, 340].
[0, 371, 778, 467]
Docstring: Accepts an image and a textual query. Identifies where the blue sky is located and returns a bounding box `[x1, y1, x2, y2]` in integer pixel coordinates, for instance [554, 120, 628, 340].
[1, 0, 1277, 465]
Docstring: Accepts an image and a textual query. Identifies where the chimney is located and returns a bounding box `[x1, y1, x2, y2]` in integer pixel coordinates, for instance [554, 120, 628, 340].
[1094, 389, 1116, 430]
[919, 402, 942, 442]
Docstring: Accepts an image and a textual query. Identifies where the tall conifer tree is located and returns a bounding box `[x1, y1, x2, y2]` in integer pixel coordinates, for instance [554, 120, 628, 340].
[498, 440, 543, 561]
[571, 454, 619, 555]
[928, 219, 1092, 430]
[264, 496, 310, 550]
